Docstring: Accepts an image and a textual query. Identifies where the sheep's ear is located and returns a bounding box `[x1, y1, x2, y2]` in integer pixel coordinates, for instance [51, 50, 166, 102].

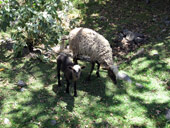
[68, 66, 73, 70]
[102, 66, 109, 70]
[81, 66, 85, 69]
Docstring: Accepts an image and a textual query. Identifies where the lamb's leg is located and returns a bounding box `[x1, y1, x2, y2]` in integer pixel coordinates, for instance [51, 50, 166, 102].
[96, 62, 100, 77]
[66, 79, 70, 94]
[73, 82, 77, 97]
[57, 64, 61, 87]
[87, 62, 95, 81]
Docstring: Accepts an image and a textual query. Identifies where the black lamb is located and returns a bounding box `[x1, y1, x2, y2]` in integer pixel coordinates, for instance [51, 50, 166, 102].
[57, 53, 85, 97]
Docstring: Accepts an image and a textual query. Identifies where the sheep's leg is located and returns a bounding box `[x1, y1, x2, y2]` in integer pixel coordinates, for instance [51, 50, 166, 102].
[86, 62, 95, 81]
[73, 82, 77, 97]
[66, 79, 70, 94]
[96, 62, 100, 77]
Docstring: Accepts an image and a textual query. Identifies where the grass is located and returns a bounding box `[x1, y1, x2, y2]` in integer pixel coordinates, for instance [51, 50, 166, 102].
[0, 0, 170, 128]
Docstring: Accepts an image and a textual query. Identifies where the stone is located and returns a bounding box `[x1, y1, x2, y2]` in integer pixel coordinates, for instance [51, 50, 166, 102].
[51, 119, 57, 125]
[17, 80, 26, 87]
[135, 48, 145, 56]
[166, 109, 170, 121]
[20, 87, 25, 92]
[146, 0, 150, 4]
[134, 37, 144, 43]
[135, 83, 144, 88]
[117, 72, 132, 83]
[165, 20, 170, 26]
[4, 118, 10, 125]
[122, 29, 131, 36]
[135, 33, 144, 38]
[125, 32, 136, 41]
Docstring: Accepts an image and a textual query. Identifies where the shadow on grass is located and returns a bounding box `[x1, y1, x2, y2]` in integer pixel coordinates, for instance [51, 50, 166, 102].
[80, 0, 170, 40]
[0, 95, 4, 115]
[78, 0, 170, 62]
[8, 88, 80, 128]
[129, 95, 169, 128]
[0, 42, 12, 63]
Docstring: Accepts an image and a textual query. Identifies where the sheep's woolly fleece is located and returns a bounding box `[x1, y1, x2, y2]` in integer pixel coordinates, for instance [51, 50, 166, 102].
[68, 27, 132, 83]
[69, 28, 113, 67]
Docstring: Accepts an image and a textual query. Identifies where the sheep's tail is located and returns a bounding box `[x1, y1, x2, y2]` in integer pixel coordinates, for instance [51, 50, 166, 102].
[60, 35, 69, 51]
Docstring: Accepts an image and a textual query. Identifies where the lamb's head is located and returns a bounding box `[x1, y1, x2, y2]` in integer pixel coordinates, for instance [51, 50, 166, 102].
[68, 65, 85, 81]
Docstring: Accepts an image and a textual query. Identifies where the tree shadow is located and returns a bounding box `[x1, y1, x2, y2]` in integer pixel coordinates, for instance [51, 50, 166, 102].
[129, 95, 170, 128]
[7, 88, 78, 128]
[0, 95, 4, 115]
[0, 41, 13, 63]
[78, 0, 170, 61]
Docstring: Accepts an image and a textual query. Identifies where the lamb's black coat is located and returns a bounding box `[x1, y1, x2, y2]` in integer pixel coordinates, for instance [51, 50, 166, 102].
[57, 53, 82, 96]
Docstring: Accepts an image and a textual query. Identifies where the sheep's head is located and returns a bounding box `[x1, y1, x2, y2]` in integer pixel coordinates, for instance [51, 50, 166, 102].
[103, 65, 132, 84]
[68, 65, 85, 81]
[102, 65, 118, 84]
[108, 68, 117, 84]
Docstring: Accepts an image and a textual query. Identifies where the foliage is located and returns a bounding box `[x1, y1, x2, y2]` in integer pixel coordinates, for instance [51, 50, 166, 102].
[0, 0, 78, 56]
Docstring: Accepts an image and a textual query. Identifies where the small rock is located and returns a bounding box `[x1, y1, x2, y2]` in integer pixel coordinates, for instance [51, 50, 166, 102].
[164, 20, 170, 26]
[122, 29, 131, 36]
[161, 28, 167, 33]
[20, 87, 25, 92]
[125, 32, 136, 41]
[166, 109, 170, 121]
[135, 33, 144, 38]
[33, 49, 42, 55]
[117, 72, 132, 83]
[135, 48, 145, 56]
[99, 16, 107, 21]
[17, 80, 26, 87]
[135, 83, 144, 88]
[51, 119, 57, 125]
[134, 37, 144, 43]
[4, 118, 10, 125]
[146, 0, 150, 4]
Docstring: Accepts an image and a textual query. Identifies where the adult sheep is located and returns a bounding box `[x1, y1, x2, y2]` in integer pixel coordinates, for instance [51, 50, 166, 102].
[61, 27, 131, 84]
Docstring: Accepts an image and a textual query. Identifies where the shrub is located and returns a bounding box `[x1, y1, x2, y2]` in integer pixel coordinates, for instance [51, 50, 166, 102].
[0, 0, 79, 57]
